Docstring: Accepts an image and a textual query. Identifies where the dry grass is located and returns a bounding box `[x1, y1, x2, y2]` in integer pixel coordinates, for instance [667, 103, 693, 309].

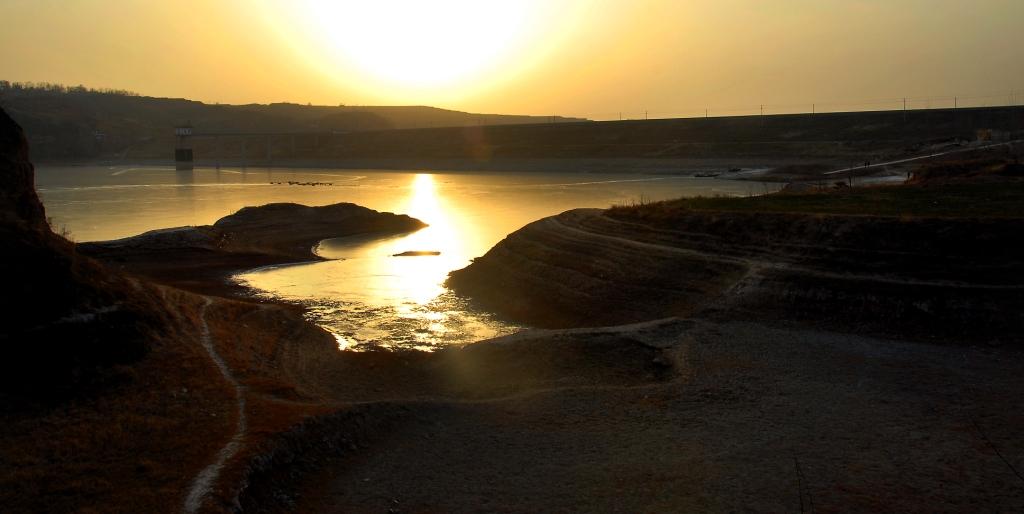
[0, 295, 236, 514]
[0, 287, 343, 514]
[608, 181, 1024, 220]
[908, 157, 1024, 184]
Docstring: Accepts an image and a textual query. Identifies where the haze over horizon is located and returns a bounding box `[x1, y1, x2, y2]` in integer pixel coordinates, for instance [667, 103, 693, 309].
[2, 0, 1023, 119]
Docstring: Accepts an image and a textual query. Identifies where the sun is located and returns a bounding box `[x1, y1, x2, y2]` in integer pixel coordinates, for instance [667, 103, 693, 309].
[295, 0, 542, 88]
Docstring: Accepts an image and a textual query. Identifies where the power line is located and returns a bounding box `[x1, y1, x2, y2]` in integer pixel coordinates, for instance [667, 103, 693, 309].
[561, 88, 1023, 122]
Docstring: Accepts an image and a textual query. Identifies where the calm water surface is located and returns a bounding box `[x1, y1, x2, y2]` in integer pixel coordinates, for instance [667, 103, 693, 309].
[37, 165, 766, 350]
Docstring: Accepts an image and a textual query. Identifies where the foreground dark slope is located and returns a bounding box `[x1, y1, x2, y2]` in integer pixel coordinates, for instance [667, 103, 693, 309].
[448, 184, 1024, 344]
[0, 107, 345, 513]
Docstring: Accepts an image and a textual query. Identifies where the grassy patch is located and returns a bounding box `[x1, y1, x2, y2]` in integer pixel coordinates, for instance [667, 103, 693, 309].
[609, 182, 1024, 219]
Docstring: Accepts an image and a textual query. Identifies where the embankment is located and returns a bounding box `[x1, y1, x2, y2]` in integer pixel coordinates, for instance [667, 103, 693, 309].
[23, 104, 1024, 176]
[448, 202, 1024, 344]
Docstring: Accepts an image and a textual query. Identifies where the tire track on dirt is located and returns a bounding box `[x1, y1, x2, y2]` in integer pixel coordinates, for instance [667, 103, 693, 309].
[548, 214, 1024, 290]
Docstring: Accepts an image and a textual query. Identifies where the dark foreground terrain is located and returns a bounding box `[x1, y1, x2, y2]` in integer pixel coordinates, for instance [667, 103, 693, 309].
[3, 105, 1024, 513]
[290, 319, 1024, 513]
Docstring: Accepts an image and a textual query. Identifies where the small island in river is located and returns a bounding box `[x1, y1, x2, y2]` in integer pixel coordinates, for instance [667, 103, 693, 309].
[77, 203, 427, 298]
[392, 250, 441, 257]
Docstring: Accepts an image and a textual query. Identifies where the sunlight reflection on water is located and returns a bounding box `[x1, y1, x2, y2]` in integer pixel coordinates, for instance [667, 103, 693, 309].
[234, 173, 519, 351]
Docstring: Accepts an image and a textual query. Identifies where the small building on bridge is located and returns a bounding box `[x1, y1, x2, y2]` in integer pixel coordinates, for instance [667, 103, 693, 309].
[174, 123, 193, 170]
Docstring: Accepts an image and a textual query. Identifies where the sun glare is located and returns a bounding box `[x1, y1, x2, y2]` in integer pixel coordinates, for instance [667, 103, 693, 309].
[390, 173, 461, 304]
[297, 0, 540, 88]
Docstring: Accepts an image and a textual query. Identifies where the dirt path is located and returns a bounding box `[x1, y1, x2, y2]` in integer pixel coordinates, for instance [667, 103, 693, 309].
[546, 213, 1024, 290]
[183, 297, 247, 514]
[823, 139, 1022, 175]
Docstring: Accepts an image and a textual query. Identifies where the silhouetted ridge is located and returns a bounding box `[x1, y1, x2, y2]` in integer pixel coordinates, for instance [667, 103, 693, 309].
[0, 108, 45, 228]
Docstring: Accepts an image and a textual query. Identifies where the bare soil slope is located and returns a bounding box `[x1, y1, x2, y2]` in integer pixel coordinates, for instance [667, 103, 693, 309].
[448, 188, 1024, 344]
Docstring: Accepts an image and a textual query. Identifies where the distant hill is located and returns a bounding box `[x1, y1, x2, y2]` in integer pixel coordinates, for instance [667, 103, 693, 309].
[164, 105, 1020, 173]
[3, 81, 1022, 170]
[0, 82, 585, 160]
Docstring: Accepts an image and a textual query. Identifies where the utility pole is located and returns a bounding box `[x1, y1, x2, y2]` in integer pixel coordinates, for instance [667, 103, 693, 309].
[619, 112, 622, 121]
[645, 110, 648, 120]
[812, 103, 815, 115]
[705, 108, 708, 119]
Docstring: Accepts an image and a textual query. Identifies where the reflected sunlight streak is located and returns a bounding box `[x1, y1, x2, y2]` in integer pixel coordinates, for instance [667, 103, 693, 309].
[383, 173, 465, 305]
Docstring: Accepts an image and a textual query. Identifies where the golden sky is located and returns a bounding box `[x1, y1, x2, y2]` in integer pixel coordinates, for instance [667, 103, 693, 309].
[2, 0, 1022, 119]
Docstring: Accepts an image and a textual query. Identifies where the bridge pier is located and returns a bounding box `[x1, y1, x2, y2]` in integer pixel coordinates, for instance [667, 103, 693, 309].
[173, 129, 333, 167]
[214, 135, 222, 168]
[174, 124, 194, 171]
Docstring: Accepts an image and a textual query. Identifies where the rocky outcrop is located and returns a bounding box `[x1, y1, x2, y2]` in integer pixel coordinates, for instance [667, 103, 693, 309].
[448, 207, 1024, 344]
[0, 109, 45, 229]
[85, 202, 425, 261]
[0, 107, 171, 402]
[213, 202, 426, 259]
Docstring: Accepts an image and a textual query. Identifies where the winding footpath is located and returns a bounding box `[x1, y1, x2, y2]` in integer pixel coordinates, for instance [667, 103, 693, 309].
[823, 139, 1023, 175]
[183, 297, 247, 514]
[545, 214, 1024, 290]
